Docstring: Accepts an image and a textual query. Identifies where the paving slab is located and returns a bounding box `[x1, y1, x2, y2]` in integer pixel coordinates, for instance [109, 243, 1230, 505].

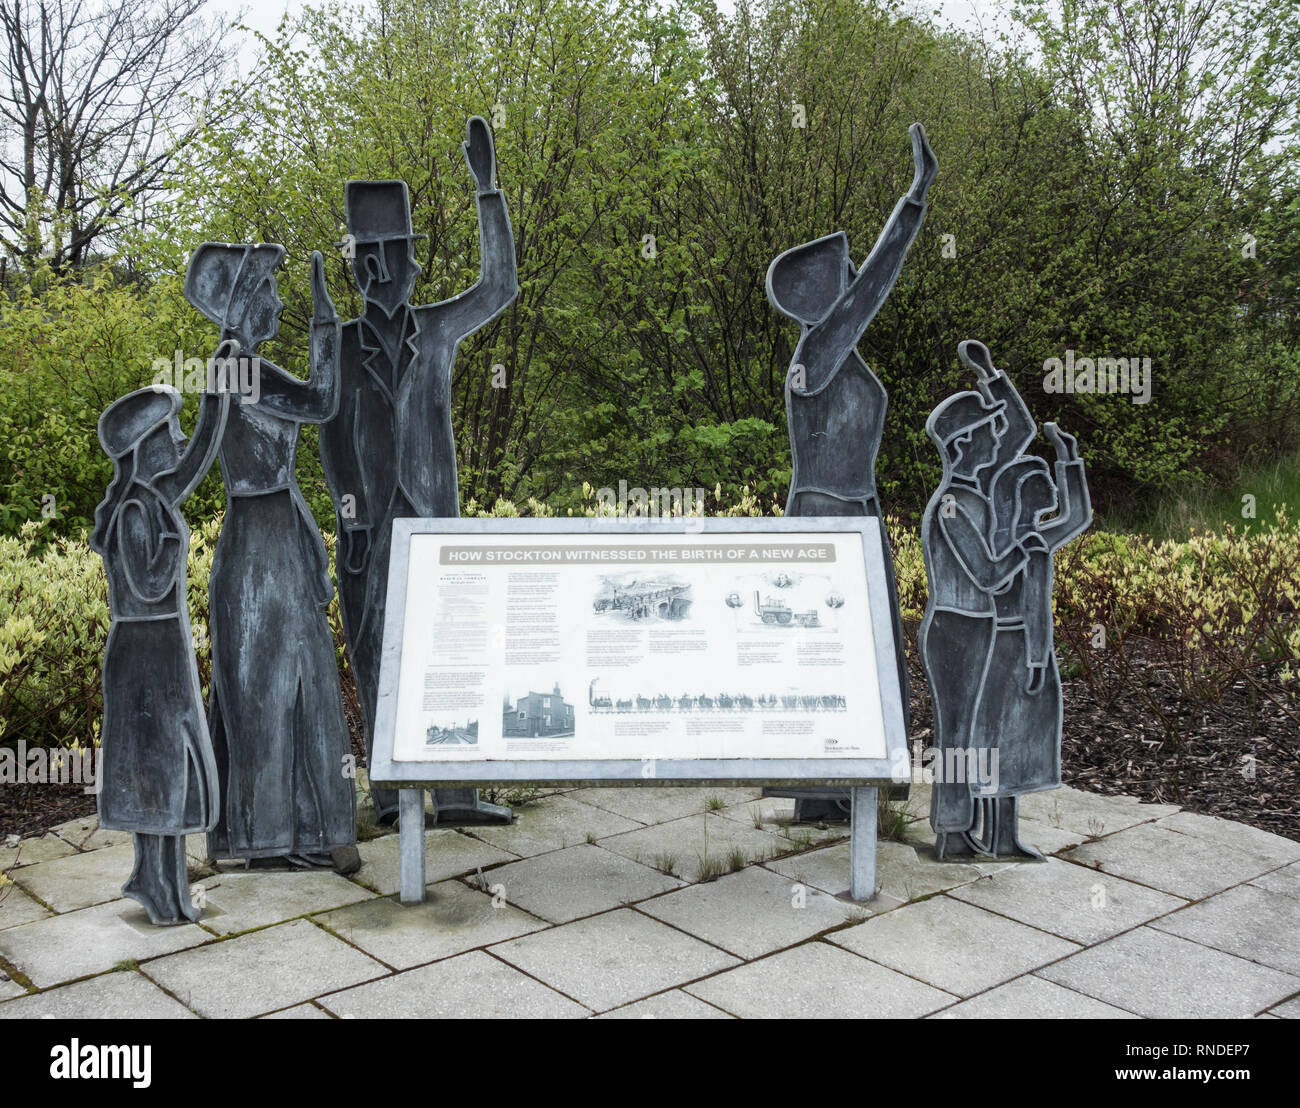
[950, 858, 1185, 944]
[929, 973, 1140, 1019]
[764, 839, 1008, 905]
[0, 974, 25, 1000]
[1150, 884, 1300, 976]
[143, 918, 387, 1018]
[0, 832, 77, 869]
[315, 881, 547, 970]
[484, 845, 683, 923]
[11, 841, 137, 912]
[1267, 995, 1300, 1019]
[827, 895, 1080, 996]
[638, 865, 858, 958]
[50, 816, 132, 852]
[1153, 811, 1300, 867]
[491, 907, 739, 1011]
[1064, 822, 1288, 900]
[190, 870, 376, 936]
[712, 796, 847, 846]
[0, 969, 197, 1019]
[595, 989, 734, 1019]
[598, 812, 793, 882]
[1250, 863, 1300, 901]
[1015, 817, 1090, 854]
[0, 884, 53, 930]
[1019, 787, 1178, 837]
[259, 1002, 333, 1019]
[464, 795, 643, 857]
[320, 950, 589, 1018]
[351, 829, 516, 896]
[0, 898, 210, 988]
[567, 786, 760, 826]
[1037, 926, 1300, 1018]
[685, 941, 953, 1018]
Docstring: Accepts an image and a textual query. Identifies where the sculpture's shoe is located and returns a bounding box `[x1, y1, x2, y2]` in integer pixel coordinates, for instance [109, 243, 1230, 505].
[123, 833, 199, 926]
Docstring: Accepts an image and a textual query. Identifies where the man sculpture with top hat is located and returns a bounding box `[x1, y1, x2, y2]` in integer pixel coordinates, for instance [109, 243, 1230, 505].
[321, 117, 518, 824]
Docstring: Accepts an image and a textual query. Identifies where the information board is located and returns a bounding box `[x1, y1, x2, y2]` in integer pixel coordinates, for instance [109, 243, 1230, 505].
[370, 517, 908, 787]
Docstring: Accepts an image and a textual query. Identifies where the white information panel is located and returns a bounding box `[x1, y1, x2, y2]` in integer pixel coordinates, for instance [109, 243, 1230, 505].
[388, 529, 886, 764]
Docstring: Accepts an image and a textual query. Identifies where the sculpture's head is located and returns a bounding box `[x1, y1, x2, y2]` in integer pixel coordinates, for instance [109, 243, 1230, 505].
[184, 242, 285, 351]
[927, 391, 1007, 480]
[766, 232, 857, 326]
[992, 456, 1058, 546]
[343, 180, 425, 315]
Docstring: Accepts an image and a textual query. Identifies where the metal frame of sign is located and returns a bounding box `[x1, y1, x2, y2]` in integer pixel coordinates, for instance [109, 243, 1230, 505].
[370, 516, 910, 903]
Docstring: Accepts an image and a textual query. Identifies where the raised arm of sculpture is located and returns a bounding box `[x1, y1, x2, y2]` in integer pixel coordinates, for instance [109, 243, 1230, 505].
[792, 124, 936, 394]
[154, 351, 234, 505]
[1038, 423, 1093, 549]
[435, 116, 519, 346]
[961, 339, 1036, 468]
[244, 253, 341, 424]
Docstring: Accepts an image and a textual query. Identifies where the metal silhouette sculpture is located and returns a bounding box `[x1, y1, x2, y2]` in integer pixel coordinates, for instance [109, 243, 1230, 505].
[763, 122, 937, 820]
[320, 117, 518, 824]
[186, 245, 358, 865]
[91, 378, 231, 923]
[920, 340, 1092, 858]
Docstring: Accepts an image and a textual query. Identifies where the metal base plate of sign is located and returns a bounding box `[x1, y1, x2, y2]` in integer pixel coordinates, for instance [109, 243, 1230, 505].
[370, 517, 909, 904]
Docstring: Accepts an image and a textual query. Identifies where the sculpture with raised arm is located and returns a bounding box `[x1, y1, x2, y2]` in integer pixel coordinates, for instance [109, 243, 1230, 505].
[321, 117, 519, 824]
[762, 122, 937, 820]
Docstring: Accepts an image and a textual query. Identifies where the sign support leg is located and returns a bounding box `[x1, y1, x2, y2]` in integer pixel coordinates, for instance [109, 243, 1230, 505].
[399, 787, 426, 905]
[850, 786, 878, 902]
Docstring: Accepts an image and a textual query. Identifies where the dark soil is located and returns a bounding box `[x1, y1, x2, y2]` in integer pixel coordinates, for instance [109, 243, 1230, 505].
[4, 643, 1296, 844]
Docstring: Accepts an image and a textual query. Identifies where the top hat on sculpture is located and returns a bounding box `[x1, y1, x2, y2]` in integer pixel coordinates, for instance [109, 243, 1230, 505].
[343, 181, 429, 244]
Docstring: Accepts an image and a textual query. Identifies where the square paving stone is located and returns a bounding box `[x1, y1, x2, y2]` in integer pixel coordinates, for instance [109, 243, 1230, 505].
[352, 829, 516, 896]
[1153, 811, 1300, 868]
[50, 816, 132, 852]
[950, 858, 1185, 944]
[0, 884, 53, 930]
[1019, 787, 1178, 837]
[320, 950, 589, 1018]
[598, 812, 793, 882]
[190, 870, 375, 936]
[315, 880, 547, 970]
[929, 974, 1140, 1019]
[685, 941, 953, 1018]
[827, 895, 1080, 996]
[595, 989, 734, 1018]
[567, 786, 760, 826]
[1150, 884, 1300, 976]
[485, 845, 683, 923]
[1037, 926, 1300, 1018]
[0, 898, 210, 988]
[764, 840, 1006, 905]
[713, 797, 847, 846]
[143, 918, 387, 1018]
[0, 832, 77, 869]
[0, 974, 25, 1000]
[1015, 817, 1090, 854]
[1250, 863, 1300, 901]
[491, 908, 739, 1011]
[466, 795, 642, 857]
[1064, 822, 1286, 900]
[0, 969, 196, 1019]
[639, 865, 857, 958]
[1268, 995, 1300, 1018]
[12, 842, 137, 912]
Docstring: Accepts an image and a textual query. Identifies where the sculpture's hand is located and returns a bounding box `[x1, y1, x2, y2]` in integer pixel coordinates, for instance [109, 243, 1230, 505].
[958, 339, 998, 385]
[205, 339, 241, 393]
[342, 527, 371, 575]
[907, 122, 937, 202]
[310, 250, 337, 327]
[1044, 422, 1080, 463]
[463, 116, 497, 194]
[1025, 663, 1046, 694]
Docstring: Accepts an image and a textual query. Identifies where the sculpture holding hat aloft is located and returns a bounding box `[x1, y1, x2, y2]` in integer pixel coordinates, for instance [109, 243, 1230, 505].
[761, 122, 937, 821]
[321, 116, 518, 825]
[920, 340, 1092, 858]
[185, 244, 358, 868]
[91, 371, 232, 924]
